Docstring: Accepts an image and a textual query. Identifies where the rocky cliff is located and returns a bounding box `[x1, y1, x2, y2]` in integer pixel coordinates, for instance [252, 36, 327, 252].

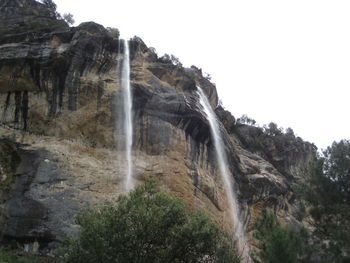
[0, 0, 316, 255]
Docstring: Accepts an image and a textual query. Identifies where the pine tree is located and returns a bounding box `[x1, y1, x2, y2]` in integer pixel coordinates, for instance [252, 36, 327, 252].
[300, 140, 350, 262]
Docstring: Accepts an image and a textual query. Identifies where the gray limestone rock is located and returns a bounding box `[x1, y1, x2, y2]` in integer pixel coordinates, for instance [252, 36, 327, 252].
[0, 0, 316, 254]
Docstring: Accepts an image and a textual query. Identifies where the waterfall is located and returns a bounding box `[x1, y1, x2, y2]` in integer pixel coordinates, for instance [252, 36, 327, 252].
[121, 39, 133, 192]
[197, 87, 250, 262]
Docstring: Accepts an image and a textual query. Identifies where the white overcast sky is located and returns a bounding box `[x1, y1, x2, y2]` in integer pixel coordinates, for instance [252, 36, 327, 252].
[55, 0, 350, 150]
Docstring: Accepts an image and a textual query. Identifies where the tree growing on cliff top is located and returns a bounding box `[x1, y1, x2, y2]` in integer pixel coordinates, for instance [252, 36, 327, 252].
[42, 0, 57, 12]
[236, 114, 256, 126]
[38, 0, 75, 25]
[64, 179, 239, 263]
[299, 139, 350, 262]
[62, 13, 74, 25]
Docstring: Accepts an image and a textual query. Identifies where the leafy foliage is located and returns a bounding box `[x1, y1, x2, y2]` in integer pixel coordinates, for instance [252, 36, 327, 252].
[64, 179, 239, 263]
[39, 0, 75, 25]
[263, 122, 283, 136]
[62, 13, 75, 25]
[0, 248, 49, 263]
[204, 72, 212, 81]
[106, 27, 120, 38]
[236, 114, 256, 126]
[285, 127, 295, 137]
[159, 54, 183, 67]
[42, 0, 57, 13]
[234, 123, 315, 177]
[254, 209, 308, 263]
[299, 140, 350, 262]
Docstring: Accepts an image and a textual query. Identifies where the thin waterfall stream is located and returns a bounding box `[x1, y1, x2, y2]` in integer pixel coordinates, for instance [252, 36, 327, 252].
[121, 39, 134, 191]
[197, 87, 251, 262]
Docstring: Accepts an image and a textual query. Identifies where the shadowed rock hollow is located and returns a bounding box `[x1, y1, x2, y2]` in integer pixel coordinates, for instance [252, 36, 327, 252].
[0, 0, 316, 256]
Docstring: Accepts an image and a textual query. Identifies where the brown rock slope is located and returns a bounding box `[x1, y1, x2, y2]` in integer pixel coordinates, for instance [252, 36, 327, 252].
[0, 0, 316, 253]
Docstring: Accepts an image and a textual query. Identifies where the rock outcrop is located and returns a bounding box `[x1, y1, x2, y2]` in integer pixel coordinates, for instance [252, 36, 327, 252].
[0, 0, 67, 36]
[0, 0, 316, 255]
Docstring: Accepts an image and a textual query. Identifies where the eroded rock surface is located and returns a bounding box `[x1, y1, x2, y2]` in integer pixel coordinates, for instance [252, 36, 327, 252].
[0, 0, 316, 254]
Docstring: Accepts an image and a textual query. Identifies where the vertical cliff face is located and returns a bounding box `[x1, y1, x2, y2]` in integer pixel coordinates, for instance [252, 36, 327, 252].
[0, 0, 316, 253]
[0, 10, 119, 146]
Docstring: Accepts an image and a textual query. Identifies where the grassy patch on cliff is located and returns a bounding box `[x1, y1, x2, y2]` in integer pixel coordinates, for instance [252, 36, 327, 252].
[0, 139, 21, 191]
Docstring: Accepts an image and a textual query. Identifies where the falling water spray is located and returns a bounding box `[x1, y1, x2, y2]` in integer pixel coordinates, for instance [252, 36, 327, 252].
[121, 39, 133, 191]
[197, 87, 251, 262]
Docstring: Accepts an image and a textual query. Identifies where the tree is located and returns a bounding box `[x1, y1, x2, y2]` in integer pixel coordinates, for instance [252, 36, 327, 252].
[204, 72, 212, 81]
[62, 13, 75, 25]
[64, 179, 239, 263]
[107, 27, 120, 38]
[170, 54, 182, 66]
[42, 0, 57, 13]
[237, 114, 256, 126]
[254, 209, 308, 263]
[159, 54, 182, 67]
[264, 122, 282, 136]
[285, 127, 295, 137]
[40, 0, 75, 25]
[299, 140, 350, 262]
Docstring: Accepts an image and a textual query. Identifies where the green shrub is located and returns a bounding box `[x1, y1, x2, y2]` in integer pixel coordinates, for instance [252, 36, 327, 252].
[254, 209, 308, 263]
[299, 140, 350, 262]
[0, 248, 46, 263]
[64, 179, 239, 263]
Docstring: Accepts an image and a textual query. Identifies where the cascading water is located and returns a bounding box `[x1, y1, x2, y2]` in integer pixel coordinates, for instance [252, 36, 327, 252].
[121, 39, 133, 192]
[197, 87, 251, 262]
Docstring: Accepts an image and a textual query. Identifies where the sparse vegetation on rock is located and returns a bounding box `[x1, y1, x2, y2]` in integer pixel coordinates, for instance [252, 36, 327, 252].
[158, 53, 183, 67]
[232, 119, 316, 177]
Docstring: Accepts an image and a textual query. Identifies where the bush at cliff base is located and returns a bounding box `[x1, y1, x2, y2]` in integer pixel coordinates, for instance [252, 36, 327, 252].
[0, 248, 46, 263]
[253, 209, 308, 263]
[63, 179, 240, 263]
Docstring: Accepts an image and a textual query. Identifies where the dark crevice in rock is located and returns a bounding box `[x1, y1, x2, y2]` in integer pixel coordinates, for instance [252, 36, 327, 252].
[28, 59, 42, 90]
[14, 91, 21, 124]
[21, 91, 28, 130]
[97, 83, 104, 111]
[48, 86, 57, 118]
[2, 92, 11, 121]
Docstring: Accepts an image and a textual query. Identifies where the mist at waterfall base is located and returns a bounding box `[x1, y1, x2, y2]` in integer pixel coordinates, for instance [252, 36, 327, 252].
[121, 39, 134, 192]
[197, 87, 251, 262]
